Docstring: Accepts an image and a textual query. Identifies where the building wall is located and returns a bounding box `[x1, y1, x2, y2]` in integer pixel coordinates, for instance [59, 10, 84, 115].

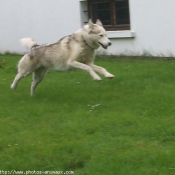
[1, 0, 175, 57]
[105, 0, 175, 57]
[0, 0, 82, 53]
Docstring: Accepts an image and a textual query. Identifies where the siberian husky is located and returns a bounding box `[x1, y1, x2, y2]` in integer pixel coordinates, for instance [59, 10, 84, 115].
[11, 19, 114, 95]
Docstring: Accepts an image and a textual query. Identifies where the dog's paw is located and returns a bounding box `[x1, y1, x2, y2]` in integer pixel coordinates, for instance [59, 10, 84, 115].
[94, 76, 102, 81]
[106, 73, 115, 79]
[10, 84, 15, 89]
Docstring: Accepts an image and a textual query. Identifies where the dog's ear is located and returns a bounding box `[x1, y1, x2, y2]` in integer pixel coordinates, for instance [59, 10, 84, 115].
[96, 19, 103, 26]
[88, 19, 94, 29]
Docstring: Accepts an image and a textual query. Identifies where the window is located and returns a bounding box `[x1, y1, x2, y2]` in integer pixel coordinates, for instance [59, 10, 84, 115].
[88, 0, 130, 31]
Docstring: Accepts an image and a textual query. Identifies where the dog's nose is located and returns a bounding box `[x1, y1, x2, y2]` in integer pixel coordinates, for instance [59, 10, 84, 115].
[108, 42, 112, 46]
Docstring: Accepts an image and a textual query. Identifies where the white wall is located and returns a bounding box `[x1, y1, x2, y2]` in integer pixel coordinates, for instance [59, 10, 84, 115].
[0, 0, 82, 53]
[105, 0, 175, 57]
[1, 0, 175, 57]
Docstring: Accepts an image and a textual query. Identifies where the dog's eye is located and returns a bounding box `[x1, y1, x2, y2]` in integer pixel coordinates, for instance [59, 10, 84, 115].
[100, 35, 104, 37]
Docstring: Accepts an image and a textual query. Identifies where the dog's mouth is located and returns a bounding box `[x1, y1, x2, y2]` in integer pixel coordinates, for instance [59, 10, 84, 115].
[98, 42, 108, 49]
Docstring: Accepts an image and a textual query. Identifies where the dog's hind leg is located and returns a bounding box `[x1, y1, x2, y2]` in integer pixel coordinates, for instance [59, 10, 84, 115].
[11, 54, 34, 89]
[31, 67, 47, 96]
[11, 73, 23, 89]
[11, 69, 32, 89]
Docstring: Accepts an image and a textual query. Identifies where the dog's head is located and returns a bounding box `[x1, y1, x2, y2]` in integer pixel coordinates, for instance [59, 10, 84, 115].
[86, 19, 112, 49]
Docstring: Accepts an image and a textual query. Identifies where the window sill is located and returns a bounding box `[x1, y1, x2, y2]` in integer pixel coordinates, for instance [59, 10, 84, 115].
[107, 30, 135, 39]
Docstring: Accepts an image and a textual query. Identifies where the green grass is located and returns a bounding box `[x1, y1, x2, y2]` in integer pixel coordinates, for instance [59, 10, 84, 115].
[1, 55, 175, 175]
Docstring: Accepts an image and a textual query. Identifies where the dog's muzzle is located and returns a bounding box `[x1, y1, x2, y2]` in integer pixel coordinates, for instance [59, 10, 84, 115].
[108, 42, 112, 46]
[98, 42, 112, 49]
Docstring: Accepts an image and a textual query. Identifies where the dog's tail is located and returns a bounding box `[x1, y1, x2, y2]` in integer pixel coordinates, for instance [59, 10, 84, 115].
[20, 38, 37, 50]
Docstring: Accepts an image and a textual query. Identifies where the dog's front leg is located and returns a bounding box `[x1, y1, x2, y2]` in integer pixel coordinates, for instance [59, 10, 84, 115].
[68, 61, 101, 81]
[89, 64, 115, 79]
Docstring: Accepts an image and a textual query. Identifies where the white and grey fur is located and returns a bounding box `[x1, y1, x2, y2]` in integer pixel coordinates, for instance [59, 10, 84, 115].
[11, 19, 114, 96]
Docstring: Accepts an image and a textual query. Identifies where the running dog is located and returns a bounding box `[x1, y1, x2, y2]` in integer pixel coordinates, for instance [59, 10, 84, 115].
[11, 19, 114, 95]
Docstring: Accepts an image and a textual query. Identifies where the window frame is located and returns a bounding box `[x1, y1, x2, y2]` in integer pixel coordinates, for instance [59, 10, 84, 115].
[88, 0, 131, 31]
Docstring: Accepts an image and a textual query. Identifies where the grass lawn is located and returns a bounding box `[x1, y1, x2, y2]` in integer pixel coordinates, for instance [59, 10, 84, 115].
[0, 55, 175, 175]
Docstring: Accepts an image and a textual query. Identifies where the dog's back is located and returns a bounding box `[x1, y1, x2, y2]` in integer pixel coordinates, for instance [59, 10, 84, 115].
[21, 36, 74, 70]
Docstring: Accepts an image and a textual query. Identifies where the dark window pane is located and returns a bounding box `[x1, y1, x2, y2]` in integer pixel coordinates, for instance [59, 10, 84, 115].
[88, 0, 130, 30]
[92, 2, 111, 25]
[115, 0, 130, 25]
